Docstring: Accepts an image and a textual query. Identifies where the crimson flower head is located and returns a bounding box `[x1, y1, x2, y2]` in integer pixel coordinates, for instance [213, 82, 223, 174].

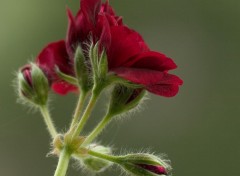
[36, 0, 183, 97]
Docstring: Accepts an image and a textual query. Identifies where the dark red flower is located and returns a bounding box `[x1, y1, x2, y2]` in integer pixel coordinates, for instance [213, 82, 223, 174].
[36, 0, 118, 95]
[66, 0, 121, 56]
[36, 0, 183, 97]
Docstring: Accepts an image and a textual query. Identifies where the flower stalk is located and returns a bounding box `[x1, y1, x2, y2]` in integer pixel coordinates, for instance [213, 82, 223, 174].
[88, 149, 119, 164]
[54, 148, 71, 176]
[82, 113, 112, 146]
[39, 105, 57, 138]
[72, 90, 100, 138]
[70, 92, 87, 128]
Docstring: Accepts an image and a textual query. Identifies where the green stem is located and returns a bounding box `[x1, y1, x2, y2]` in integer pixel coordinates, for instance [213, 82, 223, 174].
[72, 92, 99, 138]
[82, 113, 113, 146]
[70, 92, 87, 128]
[54, 148, 71, 176]
[88, 150, 119, 163]
[39, 105, 57, 138]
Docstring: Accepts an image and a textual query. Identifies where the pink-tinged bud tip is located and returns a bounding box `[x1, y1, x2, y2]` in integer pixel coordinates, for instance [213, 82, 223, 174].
[21, 65, 33, 87]
[137, 164, 168, 175]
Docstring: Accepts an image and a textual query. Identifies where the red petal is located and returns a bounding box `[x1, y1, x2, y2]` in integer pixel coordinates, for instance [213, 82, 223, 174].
[75, 10, 93, 46]
[36, 40, 73, 82]
[113, 68, 183, 97]
[96, 14, 111, 49]
[100, 0, 115, 15]
[100, 0, 123, 26]
[51, 81, 78, 95]
[80, 0, 101, 25]
[126, 51, 177, 71]
[21, 65, 33, 87]
[147, 83, 180, 97]
[66, 8, 79, 57]
[107, 26, 149, 69]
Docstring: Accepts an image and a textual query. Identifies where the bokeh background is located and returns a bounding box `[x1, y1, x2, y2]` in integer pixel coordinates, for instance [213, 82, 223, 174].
[0, 0, 240, 175]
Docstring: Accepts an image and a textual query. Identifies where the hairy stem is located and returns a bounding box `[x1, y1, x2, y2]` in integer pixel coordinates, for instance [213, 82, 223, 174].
[54, 148, 71, 176]
[82, 113, 113, 146]
[70, 92, 87, 128]
[39, 105, 57, 138]
[72, 92, 99, 138]
[88, 150, 119, 163]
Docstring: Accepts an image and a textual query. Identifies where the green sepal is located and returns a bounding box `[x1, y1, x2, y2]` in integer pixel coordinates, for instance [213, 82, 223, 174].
[89, 42, 109, 84]
[80, 144, 112, 172]
[107, 74, 143, 89]
[55, 66, 78, 86]
[119, 154, 168, 166]
[89, 42, 99, 77]
[83, 155, 111, 172]
[107, 85, 146, 116]
[98, 50, 108, 79]
[31, 64, 49, 105]
[74, 46, 93, 92]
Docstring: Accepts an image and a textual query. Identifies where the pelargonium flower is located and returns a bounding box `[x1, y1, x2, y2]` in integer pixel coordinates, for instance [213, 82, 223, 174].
[37, 0, 120, 95]
[36, 0, 183, 97]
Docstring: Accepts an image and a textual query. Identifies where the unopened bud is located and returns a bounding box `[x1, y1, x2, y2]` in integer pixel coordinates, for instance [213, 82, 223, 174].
[117, 153, 171, 176]
[17, 63, 49, 106]
[108, 86, 146, 116]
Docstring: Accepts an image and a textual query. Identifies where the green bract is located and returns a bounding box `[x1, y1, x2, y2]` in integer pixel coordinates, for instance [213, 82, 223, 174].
[74, 46, 93, 93]
[81, 144, 112, 172]
[108, 86, 146, 116]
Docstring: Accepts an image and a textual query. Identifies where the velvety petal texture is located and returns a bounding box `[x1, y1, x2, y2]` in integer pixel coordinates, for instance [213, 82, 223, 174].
[36, 0, 182, 97]
[36, 40, 71, 80]
[107, 26, 149, 69]
[36, 41, 77, 95]
[113, 68, 183, 97]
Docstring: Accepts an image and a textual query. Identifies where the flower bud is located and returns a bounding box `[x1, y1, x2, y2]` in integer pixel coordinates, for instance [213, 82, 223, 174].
[117, 153, 171, 176]
[17, 63, 49, 106]
[81, 144, 112, 173]
[108, 85, 146, 116]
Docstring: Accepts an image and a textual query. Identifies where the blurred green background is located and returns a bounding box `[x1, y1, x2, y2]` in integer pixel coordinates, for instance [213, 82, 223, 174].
[0, 0, 240, 175]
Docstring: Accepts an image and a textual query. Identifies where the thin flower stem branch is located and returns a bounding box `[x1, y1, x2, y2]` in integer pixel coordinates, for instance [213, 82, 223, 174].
[88, 149, 119, 163]
[72, 92, 99, 138]
[70, 92, 87, 129]
[39, 105, 57, 138]
[82, 113, 113, 146]
[54, 148, 71, 176]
